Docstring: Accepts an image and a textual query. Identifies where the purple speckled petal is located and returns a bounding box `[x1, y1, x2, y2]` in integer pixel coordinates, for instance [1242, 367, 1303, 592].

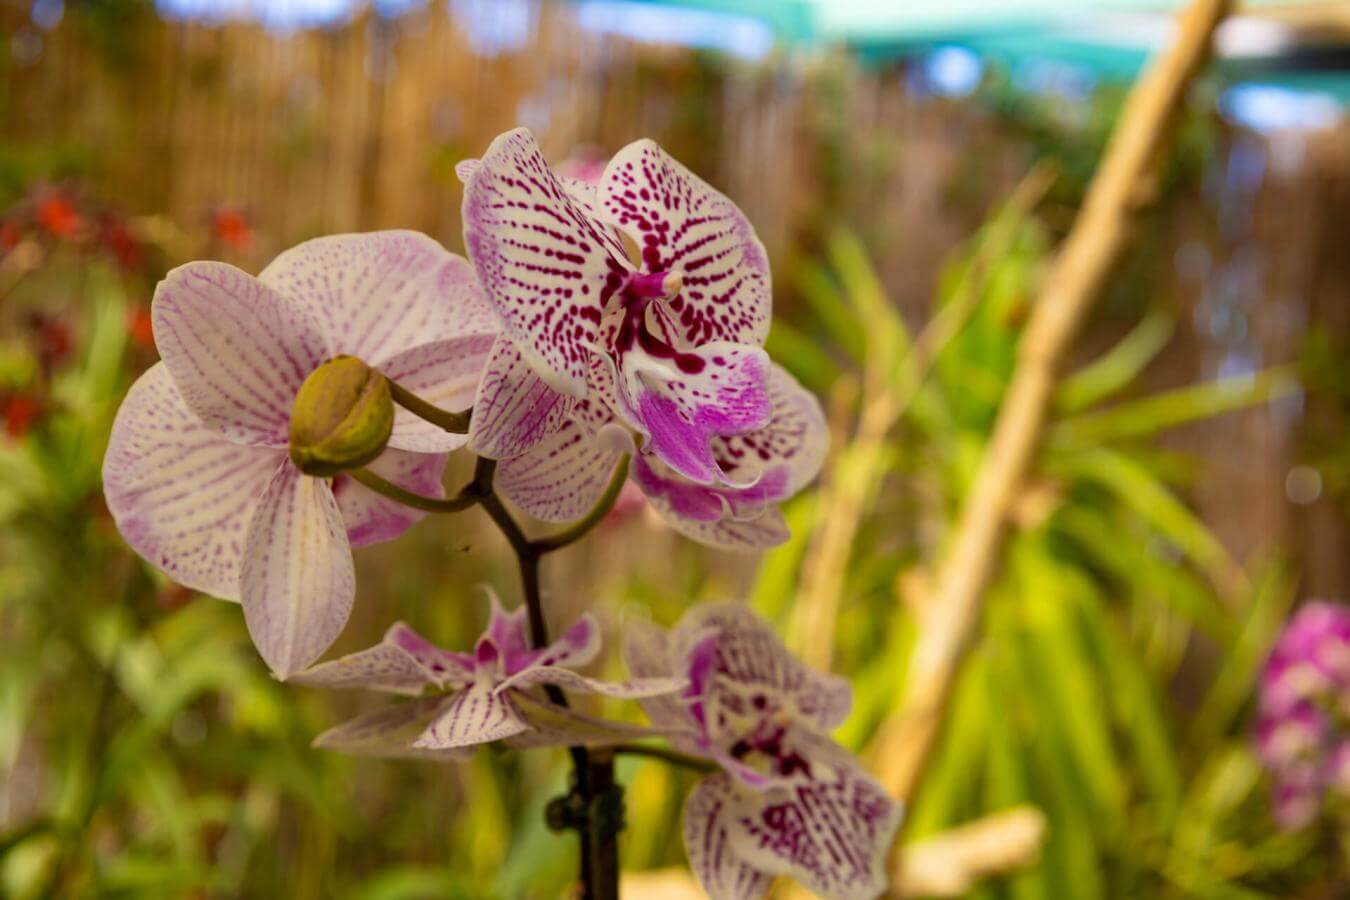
[313, 695, 474, 762]
[468, 336, 573, 460]
[682, 774, 774, 900]
[259, 231, 496, 365]
[723, 742, 902, 900]
[615, 340, 771, 486]
[497, 665, 686, 699]
[597, 139, 771, 346]
[333, 448, 447, 548]
[414, 683, 530, 749]
[631, 456, 791, 552]
[506, 691, 688, 749]
[461, 128, 630, 397]
[103, 364, 285, 601]
[380, 333, 497, 452]
[713, 364, 828, 496]
[289, 639, 442, 695]
[240, 463, 355, 679]
[385, 622, 476, 681]
[153, 261, 327, 447]
[495, 418, 621, 523]
[480, 591, 536, 676]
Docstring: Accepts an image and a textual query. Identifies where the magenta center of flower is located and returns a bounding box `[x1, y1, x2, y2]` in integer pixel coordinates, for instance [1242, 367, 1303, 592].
[612, 270, 705, 375]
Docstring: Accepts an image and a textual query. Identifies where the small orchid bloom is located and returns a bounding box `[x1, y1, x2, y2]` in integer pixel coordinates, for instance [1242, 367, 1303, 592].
[294, 593, 686, 757]
[103, 231, 498, 678]
[625, 604, 901, 900]
[461, 128, 774, 488]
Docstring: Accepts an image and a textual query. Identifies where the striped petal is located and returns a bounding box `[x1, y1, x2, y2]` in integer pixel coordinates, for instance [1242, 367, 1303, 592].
[259, 231, 496, 365]
[462, 128, 629, 397]
[313, 696, 474, 762]
[240, 463, 355, 678]
[103, 364, 285, 601]
[152, 261, 327, 447]
[495, 418, 621, 523]
[289, 639, 442, 695]
[713, 364, 827, 495]
[414, 683, 530, 750]
[379, 333, 497, 452]
[598, 139, 771, 346]
[683, 774, 774, 900]
[497, 665, 686, 699]
[468, 336, 573, 459]
[333, 448, 447, 548]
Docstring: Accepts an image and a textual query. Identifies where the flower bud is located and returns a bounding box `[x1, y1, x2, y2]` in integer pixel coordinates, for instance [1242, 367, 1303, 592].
[289, 356, 393, 477]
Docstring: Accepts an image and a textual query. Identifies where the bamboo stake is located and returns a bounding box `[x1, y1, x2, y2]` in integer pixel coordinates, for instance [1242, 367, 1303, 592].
[872, 0, 1234, 802]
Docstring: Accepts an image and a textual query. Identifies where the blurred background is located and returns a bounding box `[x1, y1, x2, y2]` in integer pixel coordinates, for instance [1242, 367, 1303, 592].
[1, 0, 1348, 897]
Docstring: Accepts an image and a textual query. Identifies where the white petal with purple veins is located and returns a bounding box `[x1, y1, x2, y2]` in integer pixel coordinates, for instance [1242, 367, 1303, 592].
[385, 622, 476, 682]
[414, 683, 530, 749]
[333, 448, 448, 548]
[103, 363, 285, 601]
[314, 696, 473, 761]
[259, 231, 496, 365]
[497, 665, 687, 699]
[462, 128, 630, 397]
[152, 261, 327, 447]
[240, 463, 355, 678]
[495, 418, 621, 523]
[468, 336, 573, 459]
[598, 139, 771, 346]
[379, 333, 497, 452]
[682, 774, 774, 900]
[289, 641, 441, 695]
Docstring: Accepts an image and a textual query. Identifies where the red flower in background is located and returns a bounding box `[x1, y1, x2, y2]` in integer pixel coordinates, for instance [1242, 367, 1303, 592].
[30, 314, 73, 371]
[127, 307, 155, 351]
[3, 394, 41, 439]
[0, 219, 21, 253]
[210, 207, 253, 252]
[34, 192, 83, 240]
[97, 213, 143, 272]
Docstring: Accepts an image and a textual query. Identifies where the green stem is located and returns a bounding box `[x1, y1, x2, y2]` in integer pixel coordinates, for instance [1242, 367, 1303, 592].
[532, 456, 631, 555]
[387, 379, 471, 434]
[348, 467, 481, 513]
[611, 742, 716, 773]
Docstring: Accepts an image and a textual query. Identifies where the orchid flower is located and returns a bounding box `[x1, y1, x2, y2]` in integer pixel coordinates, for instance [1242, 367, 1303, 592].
[624, 605, 901, 900]
[460, 128, 775, 489]
[1254, 600, 1349, 830]
[294, 592, 686, 757]
[103, 232, 498, 677]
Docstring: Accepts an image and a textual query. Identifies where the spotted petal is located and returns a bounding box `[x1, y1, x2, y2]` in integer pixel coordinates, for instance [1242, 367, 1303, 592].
[259, 231, 496, 365]
[103, 363, 285, 601]
[682, 774, 774, 900]
[240, 463, 355, 678]
[379, 333, 497, 452]
[153, 261, 327, 447]
[495, 418, 621, 523]
[631, 456, 791, 552]
[723, 742, 902, 900]
[486, 607, 602, 678]
[462, 128, 629, 397]
[713, 364, 827, 495]
[468, 336, 573, 459]
[334, 448, 447, 548]
[313, 696, 474, 762]
[289, 620, 470, 694]
[414, 683, 530, 749]
[598, 138, 771, 346]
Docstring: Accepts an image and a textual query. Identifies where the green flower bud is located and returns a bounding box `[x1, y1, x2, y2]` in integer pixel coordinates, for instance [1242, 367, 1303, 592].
[288, 356, 393, 477]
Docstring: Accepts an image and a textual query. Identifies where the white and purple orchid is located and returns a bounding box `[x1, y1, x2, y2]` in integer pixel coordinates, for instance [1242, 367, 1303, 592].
[625, 604, 901, 900]
[295, 592, 685, 757]
[459, 129, 827, 550]
[102, 232, 498, 678]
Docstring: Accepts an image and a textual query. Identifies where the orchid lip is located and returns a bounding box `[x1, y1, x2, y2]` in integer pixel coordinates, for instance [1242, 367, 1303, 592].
[624, 269, 683, 300]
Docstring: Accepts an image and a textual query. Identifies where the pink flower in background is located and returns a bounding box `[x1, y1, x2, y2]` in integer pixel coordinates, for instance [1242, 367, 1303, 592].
[461, 128, 773, 487]
[102, 231, 498, 677]
[625, 605, 901, 900]
[1254, 601, 1349, 829]
[294, 592, 685, 758]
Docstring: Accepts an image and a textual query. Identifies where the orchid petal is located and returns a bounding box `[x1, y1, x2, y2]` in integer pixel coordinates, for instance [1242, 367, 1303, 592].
[462, 128, 629, 397]
[632, 456, 792, 552]
[103, 364, 285, 601]
[534, 612, 603, 671]
[495, 418, 621, 523]
[722, 745, 902, 900]
[289, 639, 442, 695]
[240, 463, 355, 678]
[616, 340, 771, 486]
[497, 665, 686, 699]
[385, 622, 476, 682]
[598, 138, 771, 346]
[712, 364, 828, 495]
[506, 691, 689, 749]
[153, 261, 327, 446]
[480, 590, 537, 676]
[334, 448, 447, 548]
[682, 774, 774, 900]
[379, 333, 496, 452]
[313, 696, 474, 761]
[468, 336, 573, 459]
[259, 231, 496, 365]
[414, 683, 530, 749]
[623, 618, 708, 757]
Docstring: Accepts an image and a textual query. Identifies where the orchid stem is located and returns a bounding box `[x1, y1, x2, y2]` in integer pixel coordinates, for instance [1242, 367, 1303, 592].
[611, 743, 715, 773]
[532, 455, 630, 555]
[387, 379, 471, 434]
[348, 467, 481, 513]
[472, 455, 621, 900]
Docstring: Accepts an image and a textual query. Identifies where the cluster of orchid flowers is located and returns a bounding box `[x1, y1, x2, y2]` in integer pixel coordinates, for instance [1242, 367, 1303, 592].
[102, 128, 895, 898]
[1254, 601, 1349, 831]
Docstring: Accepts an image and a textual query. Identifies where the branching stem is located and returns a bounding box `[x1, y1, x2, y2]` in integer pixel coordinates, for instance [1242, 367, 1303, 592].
[387, 379, 471, 434]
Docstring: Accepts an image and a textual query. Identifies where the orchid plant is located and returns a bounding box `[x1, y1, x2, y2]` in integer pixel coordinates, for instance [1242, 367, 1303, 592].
[101, 128, 897, 898]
